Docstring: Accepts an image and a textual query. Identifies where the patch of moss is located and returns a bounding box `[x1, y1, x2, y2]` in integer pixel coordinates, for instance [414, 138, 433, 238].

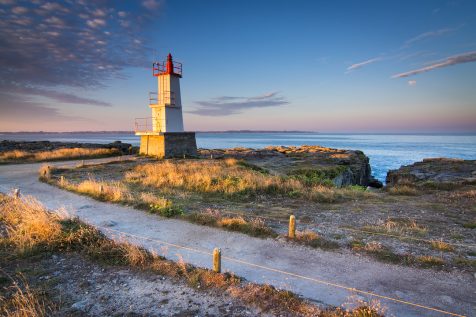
[463, 221, 476, 229]
[287, 166, 347, 187]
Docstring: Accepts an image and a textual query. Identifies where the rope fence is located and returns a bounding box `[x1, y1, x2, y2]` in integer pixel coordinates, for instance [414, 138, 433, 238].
[0, 188, 470, 317]
[212, 209, 476, 248]
[100, 225, 467, 317]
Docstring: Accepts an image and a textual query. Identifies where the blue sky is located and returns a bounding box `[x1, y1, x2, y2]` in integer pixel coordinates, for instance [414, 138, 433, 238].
[0, 0, 475, 132]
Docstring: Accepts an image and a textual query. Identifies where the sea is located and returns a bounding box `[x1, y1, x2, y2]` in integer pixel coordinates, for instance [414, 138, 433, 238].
[1, 132, 475, 183]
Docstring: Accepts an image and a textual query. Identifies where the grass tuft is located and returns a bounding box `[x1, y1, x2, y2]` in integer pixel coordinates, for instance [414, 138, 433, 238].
[387, 185, 418, 196]
[0, 275, 51, 317]
[293, 230, 340, 250]
[430, 240, 454, 252]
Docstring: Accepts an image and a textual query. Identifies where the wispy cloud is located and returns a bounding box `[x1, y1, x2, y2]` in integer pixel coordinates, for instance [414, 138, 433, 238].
[346, 57, 382, 73]
[0, 92, 81, 121]
[0, 0, 159, 118]
[392, 51, 476, 78]
[408, 80, 417, 86]
[189, 92, 289, 116]
[402, 27, 457, 48]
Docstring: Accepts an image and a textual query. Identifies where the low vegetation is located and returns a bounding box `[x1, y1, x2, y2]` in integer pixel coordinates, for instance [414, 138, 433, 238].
[350, 240, 450, 269]
[124, 159, 374, 203]
[362, 218, 428, 237]
[0, 147, 120, 164]
[292, 230, 340, 250]
[0, 275, 51, 317]
[183, 210, 278, 238]
[386, 185, 418, 196]
[34, 154, 476, 273]
[0, 194, 382, 316]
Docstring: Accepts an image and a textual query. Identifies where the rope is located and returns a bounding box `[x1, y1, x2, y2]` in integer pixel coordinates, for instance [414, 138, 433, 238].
[213, 209, 475, 248]
[99, 226, 466, 317]
[338, 227, 476, 248]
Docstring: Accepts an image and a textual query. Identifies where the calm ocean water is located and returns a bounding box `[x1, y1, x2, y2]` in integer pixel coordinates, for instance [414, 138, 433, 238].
[1, 132, 475, 182]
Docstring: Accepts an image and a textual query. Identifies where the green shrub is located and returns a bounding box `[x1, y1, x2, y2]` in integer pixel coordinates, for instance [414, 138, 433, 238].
[288, 167, 346, 187]
[149, 203, 183, 217]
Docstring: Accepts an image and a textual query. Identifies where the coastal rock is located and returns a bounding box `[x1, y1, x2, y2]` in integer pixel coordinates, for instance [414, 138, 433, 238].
[0, 140, 138, 154]
[386, 158, 476, 187]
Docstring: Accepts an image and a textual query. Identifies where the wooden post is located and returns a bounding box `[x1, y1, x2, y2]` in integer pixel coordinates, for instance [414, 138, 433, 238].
[99, 184, 104, 194]
[60, 175, 64, 184]
[213, 248, 221, 273]
[13, 188, 20, 199]
[288, 215, 296, 239]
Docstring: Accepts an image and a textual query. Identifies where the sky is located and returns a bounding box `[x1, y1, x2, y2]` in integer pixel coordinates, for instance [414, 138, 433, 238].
[0, 0, 475, 132]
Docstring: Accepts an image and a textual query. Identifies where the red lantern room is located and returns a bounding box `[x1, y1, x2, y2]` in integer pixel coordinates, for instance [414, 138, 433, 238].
[153, 53, 182, 77]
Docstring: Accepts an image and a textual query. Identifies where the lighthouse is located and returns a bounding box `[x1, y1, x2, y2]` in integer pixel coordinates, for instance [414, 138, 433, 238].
[135, 53, 197, 158]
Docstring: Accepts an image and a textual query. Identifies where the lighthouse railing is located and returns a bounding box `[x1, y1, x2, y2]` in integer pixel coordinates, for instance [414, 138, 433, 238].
[153, 61, 183, 77]
[149, 91, 177, 107]
[134, 117, 161, 133]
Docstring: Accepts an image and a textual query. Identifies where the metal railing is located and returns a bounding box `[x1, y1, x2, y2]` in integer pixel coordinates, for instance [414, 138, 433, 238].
[134, 117, 161, 133]
[152, 61, 183, 77]
[149, 91, 176, 106]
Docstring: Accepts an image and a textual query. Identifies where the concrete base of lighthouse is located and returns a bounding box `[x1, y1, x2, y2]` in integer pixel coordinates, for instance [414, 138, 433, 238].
[138, 132, 197, 158]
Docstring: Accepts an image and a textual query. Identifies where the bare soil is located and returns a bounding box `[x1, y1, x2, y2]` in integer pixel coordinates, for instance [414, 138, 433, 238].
[0, 252, 264, 316]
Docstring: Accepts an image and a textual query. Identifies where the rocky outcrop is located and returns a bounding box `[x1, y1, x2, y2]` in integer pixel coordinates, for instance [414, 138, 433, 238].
[386, 158, 476, 187]
[199, 145, 382, 188]
[0, 140, 138, 154]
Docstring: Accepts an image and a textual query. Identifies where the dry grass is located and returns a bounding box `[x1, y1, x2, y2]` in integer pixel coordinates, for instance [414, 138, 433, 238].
[293, 230, 339, 250]
[124, 160, 373, 203]
[228, 283, 321, 316]
[387, 185, 418, 196]
[0, 195, 62, 254]
[50, 176, 131, 203]
[125, 160, 295, 196]
[184, 210, 277, 238]
[0, 148, 120, 163]
[38, 165, 51, 181]
[75, 179, 130, 202]
[2, 194, 378, 316]
[217, 216, 248, 227]
[416, 255, 445, 268]
[430, 240, 454, 252]
[0, 275, 50, 317]
[363, 218, 427, 236]
[449, 189, 476, 200]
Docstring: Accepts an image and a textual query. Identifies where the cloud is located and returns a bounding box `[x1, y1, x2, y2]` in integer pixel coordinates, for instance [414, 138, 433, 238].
[392, 51, 476, 78]
[0, 92, 81, 121]
[346, 57, 382, 72]
[0, 0, 160, 120]
[9, 85, 111, 107]
[189, 92, 289, 116]
[402, 27, 456, 48]
[408, 80, 417, 86]
[142, 0, 161, 10]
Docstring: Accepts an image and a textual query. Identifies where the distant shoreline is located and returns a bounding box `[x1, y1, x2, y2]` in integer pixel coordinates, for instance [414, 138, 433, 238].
[1, 131, 476, 135]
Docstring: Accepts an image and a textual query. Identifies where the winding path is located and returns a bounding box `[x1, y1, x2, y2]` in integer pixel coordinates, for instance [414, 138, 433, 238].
[0, 157, 474, 317]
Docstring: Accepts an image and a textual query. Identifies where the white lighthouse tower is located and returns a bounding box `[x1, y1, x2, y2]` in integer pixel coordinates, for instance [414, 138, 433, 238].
[135, 53, 197, 158]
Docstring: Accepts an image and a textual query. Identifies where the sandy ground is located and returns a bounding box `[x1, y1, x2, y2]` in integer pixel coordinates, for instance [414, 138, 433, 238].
[0, 157, 475, 317]
[2, 252, 263, 317]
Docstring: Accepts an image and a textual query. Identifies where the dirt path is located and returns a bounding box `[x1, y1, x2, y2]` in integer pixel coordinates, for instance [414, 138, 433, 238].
[0, 157, 474, 317]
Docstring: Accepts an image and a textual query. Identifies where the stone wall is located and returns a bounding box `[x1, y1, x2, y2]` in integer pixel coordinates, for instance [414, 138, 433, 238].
[139, 132, 197, 158]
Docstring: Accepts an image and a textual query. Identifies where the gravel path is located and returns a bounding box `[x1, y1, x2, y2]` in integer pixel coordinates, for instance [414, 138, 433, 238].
[0, 157, 474, 317]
